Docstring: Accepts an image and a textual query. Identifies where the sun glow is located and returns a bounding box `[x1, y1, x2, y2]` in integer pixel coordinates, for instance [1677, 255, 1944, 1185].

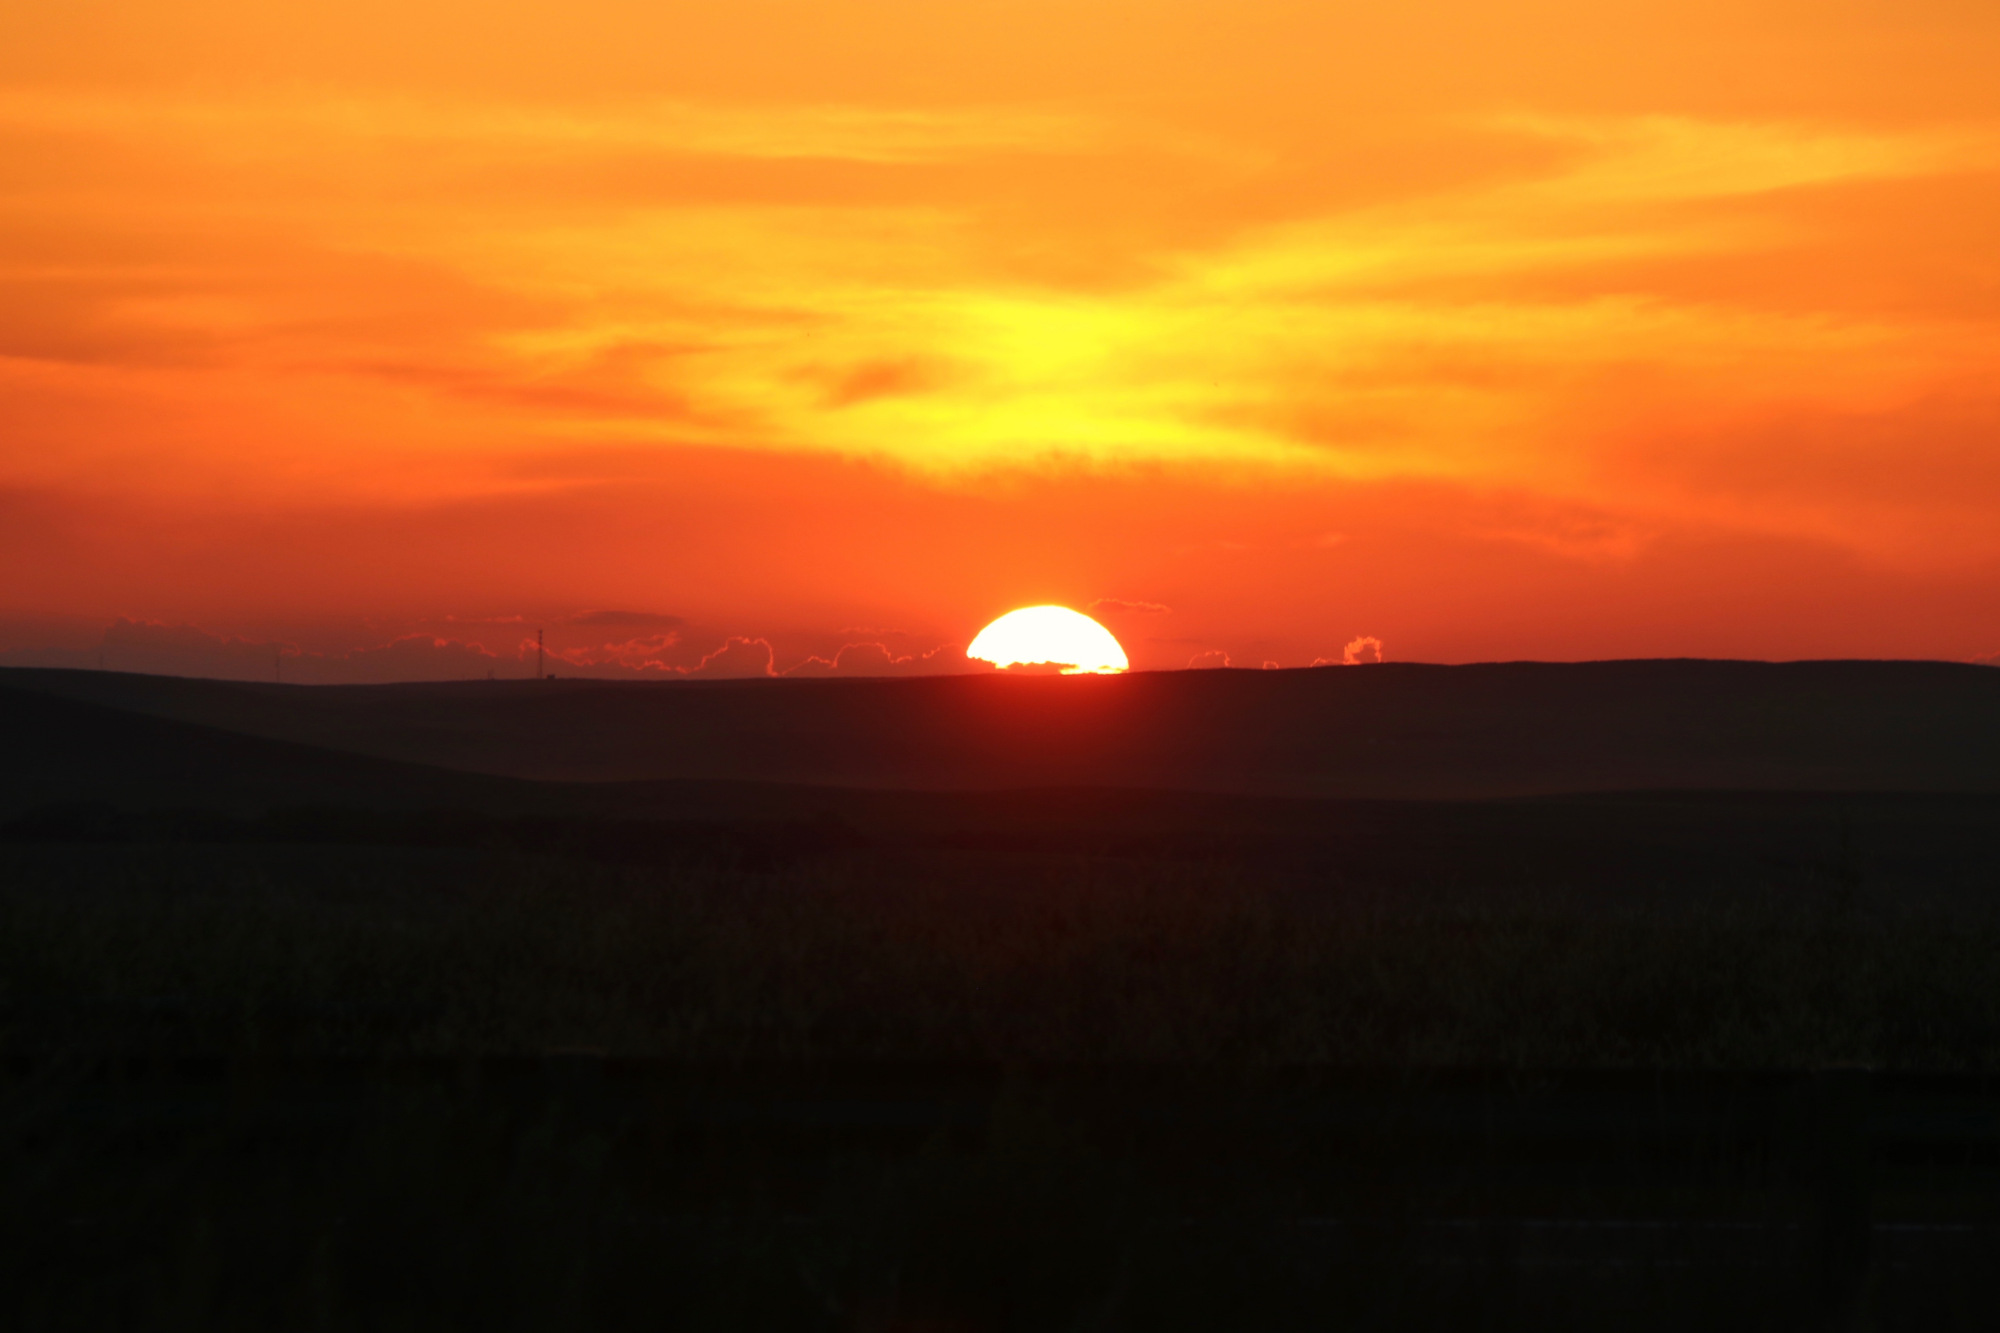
[967, 606, 1129, 675]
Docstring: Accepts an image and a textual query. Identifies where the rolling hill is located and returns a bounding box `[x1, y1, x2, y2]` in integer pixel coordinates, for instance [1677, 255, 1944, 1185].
[7, 659, 1999, 800]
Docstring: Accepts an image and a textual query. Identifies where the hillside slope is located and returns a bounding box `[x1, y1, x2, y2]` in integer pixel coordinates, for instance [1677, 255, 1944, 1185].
[8, 660, 1998, 798]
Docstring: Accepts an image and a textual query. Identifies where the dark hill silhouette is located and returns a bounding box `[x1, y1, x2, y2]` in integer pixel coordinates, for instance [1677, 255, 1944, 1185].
[11, 674, 2000, 924]
[0, 685, 544, 817]
[7, 659, 1999, 799]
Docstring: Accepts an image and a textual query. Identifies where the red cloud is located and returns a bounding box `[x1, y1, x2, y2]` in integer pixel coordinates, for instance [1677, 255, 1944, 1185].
[1344, 636, 1384, 665]
[686, 636, 776, 678]
[785, 641, 991, 678]
[1313, 636, 1385, 666]
[1187, 650, 1231, 669]
[1089, 598, 1172, 615]
[57, 618, 533, 684]
[816, 357, 953, 408]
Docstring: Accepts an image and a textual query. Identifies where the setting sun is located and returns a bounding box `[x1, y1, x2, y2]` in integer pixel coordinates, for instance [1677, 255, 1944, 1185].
[967, 606, 1129, 675]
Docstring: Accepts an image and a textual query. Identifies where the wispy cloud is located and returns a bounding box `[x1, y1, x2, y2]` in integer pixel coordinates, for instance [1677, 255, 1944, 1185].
[0, 92, 1111, 166]
[6, 3, 2000, 665]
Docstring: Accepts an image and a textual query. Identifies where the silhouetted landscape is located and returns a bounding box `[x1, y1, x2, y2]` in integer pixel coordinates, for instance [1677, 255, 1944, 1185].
[14, 658, 2000, 797]
[19, 0, 2000, 1321]
[6, 662, 2000, 1327]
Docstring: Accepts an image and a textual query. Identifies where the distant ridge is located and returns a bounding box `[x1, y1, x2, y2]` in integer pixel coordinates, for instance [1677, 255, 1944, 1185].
[0, 685, 540, 817]
[8, 660, 1998, 800]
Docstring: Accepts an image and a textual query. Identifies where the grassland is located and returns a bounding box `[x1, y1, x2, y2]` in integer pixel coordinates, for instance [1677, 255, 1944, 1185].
[6, 814, 2000, 1069]
[11, 670, 2000, 1325]
[7, 799, 2000, 1328]
[10, 825, 2000, 1329]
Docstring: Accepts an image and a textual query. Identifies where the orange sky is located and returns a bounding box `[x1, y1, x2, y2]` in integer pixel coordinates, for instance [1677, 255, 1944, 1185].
[3, 1, 1999, 678]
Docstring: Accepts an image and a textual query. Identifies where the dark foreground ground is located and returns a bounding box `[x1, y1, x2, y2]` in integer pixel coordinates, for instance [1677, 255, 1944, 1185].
[10, 1056, 2000, 1331]
[6, 665, 2000, 1328]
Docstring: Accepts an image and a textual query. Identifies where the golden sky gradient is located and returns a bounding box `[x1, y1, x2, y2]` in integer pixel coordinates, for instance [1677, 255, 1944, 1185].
[3, 1, 1998, 675]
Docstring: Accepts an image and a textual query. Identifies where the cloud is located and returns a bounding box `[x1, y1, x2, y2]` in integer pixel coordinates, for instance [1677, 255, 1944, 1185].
[1311, 638, 1385, 667]
[325, 635, 522, 684]
[32, 618, 537, 684]
[0, 616, 709, 684]
[1187, 650, 1232, 669]
[816, 358, 953, 409]
[785, 641, 991, 678]
[0, 644, 96, 671]
[685, 636, 776, 679]
[0, 616, 1014, 685]
[0, 91, 1104, 172]
[1476, 509, 1656, 563]
[1089, 598, 1172, 616]
[38, 612, 292, 676]
[1262, 660, 1280, 670]
[1974, 654, 2000, 667]
[92, 618, 290, 681]
[549, 633, 684, 673]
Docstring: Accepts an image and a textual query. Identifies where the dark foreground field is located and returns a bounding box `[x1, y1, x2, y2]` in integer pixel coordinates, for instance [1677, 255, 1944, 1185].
[6, 663, 2000, 1328]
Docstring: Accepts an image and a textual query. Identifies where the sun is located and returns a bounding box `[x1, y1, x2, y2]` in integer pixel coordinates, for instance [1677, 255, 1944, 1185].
[967, 605, 1129, 675]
